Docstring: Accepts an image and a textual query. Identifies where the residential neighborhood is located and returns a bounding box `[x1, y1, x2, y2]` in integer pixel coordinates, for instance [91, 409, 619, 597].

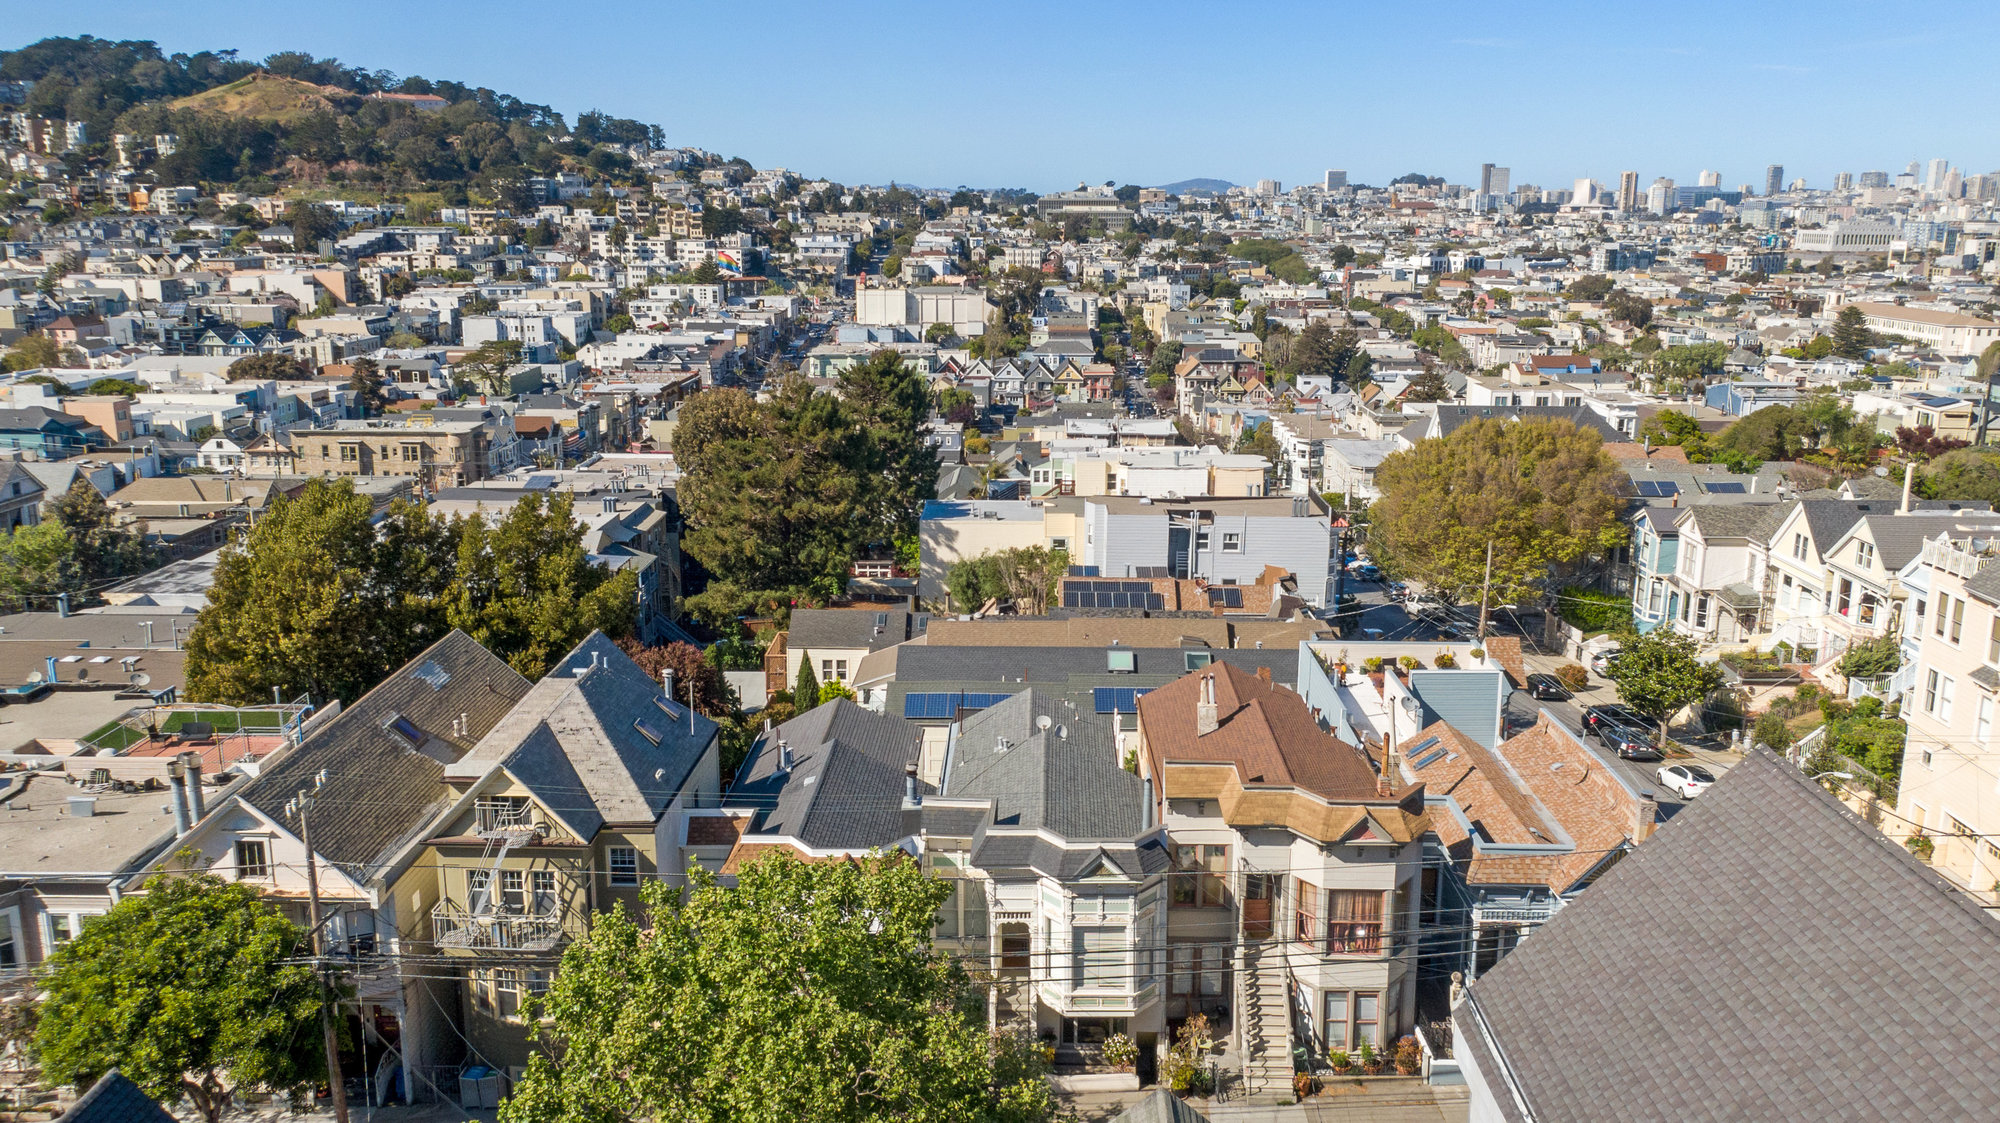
[1, 14, 1999, 1123]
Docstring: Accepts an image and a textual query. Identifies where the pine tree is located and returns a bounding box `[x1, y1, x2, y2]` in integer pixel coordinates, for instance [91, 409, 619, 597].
[1831, 305, 1872, 360]
[794, 657, 820, 710]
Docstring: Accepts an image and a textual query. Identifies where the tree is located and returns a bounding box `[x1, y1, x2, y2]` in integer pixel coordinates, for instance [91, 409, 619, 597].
[347, 356, 388, 417]
[1605, 290, 1653, 329]
[945, 546, 1068, 615]
[794, 657, 821, 711]
[454, 339, 525, 397]
[1919, 448, 2000, 503]
[1566, 274, 1615, 301]
[446, 491, 639, 680]
[1831, 304, 1872, 360]
[35, 873, 324, 1123]
[1603, 630, 1725, 746]
[499, 851, 1053, 1123]
[839, 350, 939, 543]
[1147, 339, 1182, 381]
[226, 352, 307, 382]
[285, 201, 339, 251]
[0, 522, 80, 612]
[1368, 418, 1628, 607]
[48, 479, 154, 591]
[615, 637, 740, 717]
[1895, 424, 1969, 460]
[1403, 367, 1452, 402]
[1, 332, 60, 372]
[692, 256, 722, 284]
[1639, 408, 1704, 449]
[924, 322, 955, 344]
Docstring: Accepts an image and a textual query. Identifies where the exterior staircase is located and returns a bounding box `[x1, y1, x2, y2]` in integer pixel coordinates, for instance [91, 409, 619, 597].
[1235, 940, 1294, 1100]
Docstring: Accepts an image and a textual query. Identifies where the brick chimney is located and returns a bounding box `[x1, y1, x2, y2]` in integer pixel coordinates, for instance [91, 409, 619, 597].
[1255, 665, 1272, 687]
[1195, 673, 1220, 736]
[1632, 790, 1658, 843]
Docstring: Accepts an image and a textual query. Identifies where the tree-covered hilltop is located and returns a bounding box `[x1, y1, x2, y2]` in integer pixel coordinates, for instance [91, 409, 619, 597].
[0, 36, 665, 198]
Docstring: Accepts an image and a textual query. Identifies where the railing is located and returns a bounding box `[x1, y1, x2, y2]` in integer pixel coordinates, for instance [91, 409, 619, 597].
[1921, 537, 1989, 579]
[431, 901, 566, 951]
[473, 801, 536, 837]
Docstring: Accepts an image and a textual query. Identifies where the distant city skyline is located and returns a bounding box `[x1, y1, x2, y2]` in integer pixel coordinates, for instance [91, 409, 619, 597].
[8, 0, 1999, 192]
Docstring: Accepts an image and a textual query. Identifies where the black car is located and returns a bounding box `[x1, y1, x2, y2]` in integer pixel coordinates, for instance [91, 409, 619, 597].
[1598, 721, 1664, 761]
[1523, 673, 1570, 701]
[1581, 703, 1649, 738]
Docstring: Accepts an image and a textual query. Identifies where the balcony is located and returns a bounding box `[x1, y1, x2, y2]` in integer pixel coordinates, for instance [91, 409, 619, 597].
[1922, 537, 1992, 580]
[431, 901, 567, 952]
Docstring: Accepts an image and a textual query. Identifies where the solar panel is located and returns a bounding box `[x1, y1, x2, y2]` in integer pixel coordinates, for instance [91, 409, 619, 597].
[1145, 594, 1165, 610]
[1123, 581, 1149, 592]
[1704, 482, 1746, 494]
[1093, 686, 1154, 713]
[1223, 588, 1244, 608]
[1064, 590, 1083, 608]
[1097, 591, 1116, 607]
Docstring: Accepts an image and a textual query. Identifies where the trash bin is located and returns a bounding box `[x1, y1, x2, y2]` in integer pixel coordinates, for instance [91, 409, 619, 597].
[459, 1065, 499, 1109]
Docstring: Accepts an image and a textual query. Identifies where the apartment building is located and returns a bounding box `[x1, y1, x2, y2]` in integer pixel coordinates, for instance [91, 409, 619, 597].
[289, 418, 492, 488]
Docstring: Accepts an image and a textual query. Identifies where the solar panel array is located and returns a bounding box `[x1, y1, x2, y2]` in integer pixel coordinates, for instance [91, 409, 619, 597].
[1092, 686, 1153, 713]
[1702, 482, 1746, 494]
[1632, 480, 1681, 498]
[902, 691, 1015, 719]
[1063, 579, 1166, 610]
[1066, 565, 1103, 577]
[1206, 587, 1245, 608]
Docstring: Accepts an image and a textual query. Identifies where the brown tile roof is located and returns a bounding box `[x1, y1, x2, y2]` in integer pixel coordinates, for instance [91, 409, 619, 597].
[1481, 636, 1527, 688]
[1139, 662, 1384, 800]
[684, 814, 748, 847]
[1603, 442, 1690, 464]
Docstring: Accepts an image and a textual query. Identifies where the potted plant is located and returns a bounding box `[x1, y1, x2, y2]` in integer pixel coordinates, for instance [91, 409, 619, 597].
[1393, 1035, 1422, 1075]
[1469, 646, 1485, 661]
[1361, 656, 1385, 675]
[1327, 1048, 1351, 1074]
[1359, 1039, 1384, 1075]
[1102, 1032, 1138, 1073]
[1433, 651, 1457, 669]
[1397, 655, 1420, 674]
[1294, 1071, 1316, 1101]
[1907, 833, 1935, 861]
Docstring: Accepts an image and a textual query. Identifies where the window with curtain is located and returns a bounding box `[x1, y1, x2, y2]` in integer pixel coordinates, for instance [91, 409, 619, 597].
[1294, 877, 1319, 942]
[1171, 844, 1228, 908]
[1074, 927, 1126, 989]
[1326, 890, 1384, 955]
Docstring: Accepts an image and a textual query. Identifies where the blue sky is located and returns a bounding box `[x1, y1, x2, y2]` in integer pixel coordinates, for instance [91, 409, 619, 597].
[11, 1, 1997, 192]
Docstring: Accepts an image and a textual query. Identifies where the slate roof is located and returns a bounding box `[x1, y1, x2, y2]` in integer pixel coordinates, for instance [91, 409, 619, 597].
[1843, 511, 2000, 572]
[787, 607, 927, 653]
[728, 698, 929, 849]
[1680, 500, 1790, 542]
[1405, 405, 1624, 444]
[447, 632, 719, 834]
[946, 689, 1143, 840]
[1459, 748, 2000, 1123]
[237, 630, 530, 875]
[62, 1069, 176, 1123]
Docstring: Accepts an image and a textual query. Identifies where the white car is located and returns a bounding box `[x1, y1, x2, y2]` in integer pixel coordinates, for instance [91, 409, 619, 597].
[1591, 648, 1623, 676]
[1656, 764, 1717, 800]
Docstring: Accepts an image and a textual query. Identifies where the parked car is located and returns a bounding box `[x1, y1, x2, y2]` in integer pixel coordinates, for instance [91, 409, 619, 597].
[1581, 703, 1649, 739]
[1351, 564, 1382, 581]
[1657, 764, 1718, 799]
[1523, 673, 1570, 701]
[1591, 648, 1623, 676]
[1599, 722, 1663, 761]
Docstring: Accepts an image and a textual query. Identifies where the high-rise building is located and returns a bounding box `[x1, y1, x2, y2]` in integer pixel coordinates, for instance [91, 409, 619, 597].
[1834, 172, 1854, 192]
[1323, 169, 1347, 191]
[1256, 178, 1280, 197]
[1646, 177, 1673, 215]
[1479, 163, 1511, 197]
[1859, 170, 1889, 188]
[1764, 164, 1784, 195]
[1572, 177, 1597, 205]
[1944, 168, 1965, 198]
[1698, 170, 1721, 187]
[1927, 157, 1949, 191]
[1617, 170, 1640, 211]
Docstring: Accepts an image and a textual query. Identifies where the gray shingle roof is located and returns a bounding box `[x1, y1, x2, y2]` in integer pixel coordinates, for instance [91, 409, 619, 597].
[237, 631, 531, 875]
[446, 632, 718, 831]
[787, 607, 926, 653]
[63, 1069, 176, 1123]
[946, 689, 1143, 840]
[1416, 405, 1624, 444]
[1680, 500, 1790, 543]
[728, 698, 928, 849]
[1460, 748, 2000, 1122]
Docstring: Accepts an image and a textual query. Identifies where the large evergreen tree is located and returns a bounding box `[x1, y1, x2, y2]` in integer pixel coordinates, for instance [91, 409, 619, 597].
[445, 491, 638, 680]
[1831, 304, 1872, 360]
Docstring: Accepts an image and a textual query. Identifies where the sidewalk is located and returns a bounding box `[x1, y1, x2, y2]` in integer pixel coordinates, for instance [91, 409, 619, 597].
[1060, 1082, 1469, 1122]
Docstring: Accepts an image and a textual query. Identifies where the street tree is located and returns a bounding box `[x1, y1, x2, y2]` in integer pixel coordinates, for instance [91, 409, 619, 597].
[453, 339, 525, 397]
[498, 850, 1057, 1123]
[1603, 630, 1725, 746]
[1368, 417, 1627, 608]
[1, 332, 60, 372]
[347, 356, 388, 416]
[1831, 305, 1872, 360]
[225, 352, 307, 382]
[35, 873, 324, 1123]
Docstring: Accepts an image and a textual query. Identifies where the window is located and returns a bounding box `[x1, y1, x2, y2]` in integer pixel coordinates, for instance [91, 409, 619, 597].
[1195, 529, 1211, 552]
[1694, 595, 1709, 630]
[1793, 533, 1808, 560]
[1222, 532, 1241, 553]
[1977, 697, 1994, 745]
[1935, 594, 1949, 637]
[1171, 844, 1228, 908]
[1836, 579, 1852, 617]
[1926, 669, 1941, 715]
[633, 717, 663, 745]
[1074, 927, 1126, 989]
[501, 870, 525, 913]
[1326, 890, 1384, 955]
[821, 658, 848, 682]
[1294, 877, 1319, 942]
[532, 870, 557, 914]
[0, 909, 17, 969]
[1323, 989, 1384, 1051]
[1950, 816, 1976, 839]
[1647, 581, 1662, 615]
[234, 840, 270, 880]
[495, 968, 521, 1019]
[527, 969, 551, 997]
[1940, 674, 1957, 723]
[468, 869, 492, 910]
[608, 846, 639, 886]
[1856, 541, 1875, 568]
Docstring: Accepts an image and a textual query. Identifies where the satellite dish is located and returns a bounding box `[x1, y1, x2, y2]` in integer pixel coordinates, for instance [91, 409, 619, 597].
[129, 672, 152, 687]
[25, 671, 43, 684]
[1035, 715, 1053, 732]
[1873, 465, 1890, 477]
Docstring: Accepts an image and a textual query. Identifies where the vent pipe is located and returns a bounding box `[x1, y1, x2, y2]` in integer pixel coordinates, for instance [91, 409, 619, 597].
[184, 752, 205, 821]
[1901, 461, 1916, 515]
[167, 758, 192, 834]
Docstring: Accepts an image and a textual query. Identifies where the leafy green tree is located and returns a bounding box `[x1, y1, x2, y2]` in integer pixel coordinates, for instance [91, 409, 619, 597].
[225, 352, 308, 382]
[454, 339, 525, 397]
[48, 479, 154, 591]
[500, 851, 1054, 1123]
[1605, 290, 1653, 329]
[1603, 630, 1725, 746]
[1566, 274, 1615, 301]
[0, 522, 80, 612]
[692, 256, 722, 284]
[1831, 304, 1872, 360]
[1638, 408, 1705, 451]
[446, 491, 638, 680]
[285, 201, 339, 251]
[1403, 367, 1452, 402]
[1147, 339, 1182, 381]
[1368, 418, 1627, 607]
[839, 350, 939, 543]
[603, 313, 636, 334]
[35, 873, 324, 1123]
[347, 356, 388, 416]
[1, 332, 60, 372]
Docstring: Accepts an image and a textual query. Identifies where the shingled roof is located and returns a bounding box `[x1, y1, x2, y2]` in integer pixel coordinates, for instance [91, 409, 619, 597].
[1138, 662, 1383, 800]
[1458, 748, 2000, 1122]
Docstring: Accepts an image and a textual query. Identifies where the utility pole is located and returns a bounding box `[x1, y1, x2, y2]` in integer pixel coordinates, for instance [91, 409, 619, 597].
[1977, 359, 1997, 447]
[1477, 540, 1495, 640]
[297, 790, 350, 1123]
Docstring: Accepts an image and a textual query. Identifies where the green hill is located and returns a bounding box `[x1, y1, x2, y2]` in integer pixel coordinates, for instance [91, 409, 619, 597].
[167, 72, 360, 124]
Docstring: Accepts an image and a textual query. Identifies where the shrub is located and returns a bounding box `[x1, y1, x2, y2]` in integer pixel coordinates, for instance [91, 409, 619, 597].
[1328, 1048, 1351, 1071]
[1555, 663, 1590, 691]
[1752, 711, 1794, 752]
[1836, 635, 1901, 679]
[1397, 655, 1420, 672]
[1553, 585, 1633, 634]
[1362, 656, 1385, 674]
[1102, 1032, 1138, 1070]
[1393, 1035, 1422, 1074]
[1433, 652, 1458, 669]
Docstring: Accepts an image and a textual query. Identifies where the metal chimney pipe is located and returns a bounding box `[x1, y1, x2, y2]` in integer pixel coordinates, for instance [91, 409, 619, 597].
[904, 762, 920, 806]
[1901, 461, 1916, 514]
[184, 752, 206, 821]
[167, 758, 191, 835]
